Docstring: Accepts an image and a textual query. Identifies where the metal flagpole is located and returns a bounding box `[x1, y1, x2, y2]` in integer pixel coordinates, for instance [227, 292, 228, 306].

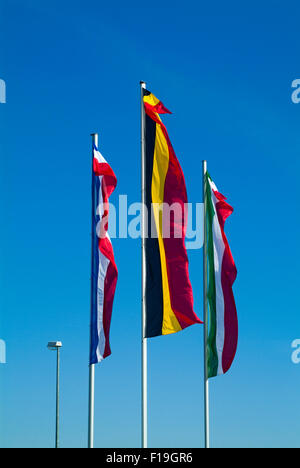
[203, 160, 210, 449]
[88, 364, 95, 448]
[55, 346, 60, 449]
[140, 81, 148, 449]
[47, 341, 62, 448]
[88, 133, 98, 449]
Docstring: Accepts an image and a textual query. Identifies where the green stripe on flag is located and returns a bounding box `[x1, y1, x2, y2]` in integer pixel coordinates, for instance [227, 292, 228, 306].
[205, 173, 218, 378]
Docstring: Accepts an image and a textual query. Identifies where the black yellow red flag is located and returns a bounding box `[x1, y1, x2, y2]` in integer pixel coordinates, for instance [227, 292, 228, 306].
[143, 90, 202, 337]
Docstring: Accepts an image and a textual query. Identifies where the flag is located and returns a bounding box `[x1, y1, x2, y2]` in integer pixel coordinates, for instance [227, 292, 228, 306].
[205, 172, 238, 377]
[90, 144, 118, 365]
[143, 90, 201, 337]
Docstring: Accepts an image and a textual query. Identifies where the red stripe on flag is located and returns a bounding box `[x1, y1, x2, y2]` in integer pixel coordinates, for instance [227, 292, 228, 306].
[213, 189, 238, 374]
[161, 125, 202, 329]
[93, 159, 117, 198]
[102, 256, 118, 359]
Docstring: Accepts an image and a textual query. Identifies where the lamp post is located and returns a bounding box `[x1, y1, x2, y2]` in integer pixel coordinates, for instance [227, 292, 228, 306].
[47, 341, 62, 448]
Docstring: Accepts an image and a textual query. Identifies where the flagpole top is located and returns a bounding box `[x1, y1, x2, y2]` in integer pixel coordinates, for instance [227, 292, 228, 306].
[91, 133, 99, 147]
[140, 81, 146, 88]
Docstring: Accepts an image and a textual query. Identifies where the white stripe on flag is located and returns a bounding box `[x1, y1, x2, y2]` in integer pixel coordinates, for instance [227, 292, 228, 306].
[96, 251, 110, 362]
[210, 181, 226, 376]
[94, 148, 107, 164]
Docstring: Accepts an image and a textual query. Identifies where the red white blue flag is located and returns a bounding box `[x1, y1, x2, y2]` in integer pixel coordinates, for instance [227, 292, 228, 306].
[90, 144, 118, 365]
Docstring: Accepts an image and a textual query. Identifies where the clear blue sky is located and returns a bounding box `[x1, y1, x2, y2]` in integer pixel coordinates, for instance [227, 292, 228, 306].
[1, 0, 300, 448]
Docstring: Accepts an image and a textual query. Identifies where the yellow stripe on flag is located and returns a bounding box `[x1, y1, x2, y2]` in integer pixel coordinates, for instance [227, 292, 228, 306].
[152, 123, 182, 335]
[143, 93, 160, 107]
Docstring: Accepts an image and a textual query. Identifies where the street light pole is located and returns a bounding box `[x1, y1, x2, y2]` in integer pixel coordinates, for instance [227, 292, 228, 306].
[55, 346, 60, 449]
[47, 341, 62, 449]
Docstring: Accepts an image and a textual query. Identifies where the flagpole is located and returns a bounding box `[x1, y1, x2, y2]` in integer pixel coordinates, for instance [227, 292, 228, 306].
[88, 132, 98, 449]
[88, 364, 95, 448]
[203, 160, 210, 449]
[140, 81, 148, 449]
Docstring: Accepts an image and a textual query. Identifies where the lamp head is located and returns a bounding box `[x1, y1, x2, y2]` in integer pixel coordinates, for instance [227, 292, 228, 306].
[47, 341, 62, 350]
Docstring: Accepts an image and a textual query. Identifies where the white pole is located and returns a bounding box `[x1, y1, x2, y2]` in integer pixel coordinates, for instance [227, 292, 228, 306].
[203, 160, 210, 449]
[88, 133, 98, 449]
[88, 364, 95, 448]
[140, 81, 148, 449]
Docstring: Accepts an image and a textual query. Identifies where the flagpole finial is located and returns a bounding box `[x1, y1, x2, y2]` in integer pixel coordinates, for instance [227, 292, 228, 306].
[91, 133, 99, 148]
[140, 81, 146, 87]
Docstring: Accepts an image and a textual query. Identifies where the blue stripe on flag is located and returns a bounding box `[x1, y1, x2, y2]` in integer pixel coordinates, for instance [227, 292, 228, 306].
[90, 173, 101, 365]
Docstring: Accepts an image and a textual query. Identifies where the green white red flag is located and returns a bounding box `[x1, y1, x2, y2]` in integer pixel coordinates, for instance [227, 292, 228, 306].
[205, 173, 238, 378]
